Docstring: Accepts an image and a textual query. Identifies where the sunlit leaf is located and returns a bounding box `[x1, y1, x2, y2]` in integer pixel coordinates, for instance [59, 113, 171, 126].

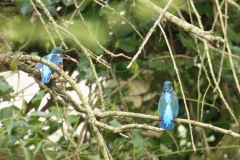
[68, 115, 78, 124]
[56, 151, 67, 159]
[87, 155, 101, 160]
[33, 141, 43, 156]
[43, 151, 55, 160]
[30, 52, 39, 56]
[21, 98, 27, 113]
[29, 111, 54, 118]
[23, 147, 34, 160]
[0, 81, 12, 92]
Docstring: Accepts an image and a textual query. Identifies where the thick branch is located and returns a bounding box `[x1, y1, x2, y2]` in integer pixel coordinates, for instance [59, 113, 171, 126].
[15, 55, 110, 159]
[137, 0, 224, 45]
[4, 55, 240, 144]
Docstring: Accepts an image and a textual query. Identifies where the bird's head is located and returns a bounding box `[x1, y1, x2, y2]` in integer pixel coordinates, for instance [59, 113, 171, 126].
[50, 47, 79, 66]
[50, 47, 65, 55]
[163, 81, 173, 92]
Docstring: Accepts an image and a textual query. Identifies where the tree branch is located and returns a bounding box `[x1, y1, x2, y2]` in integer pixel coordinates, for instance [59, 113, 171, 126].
[137, 0, 224, 45]
[4, 54, 240, 157]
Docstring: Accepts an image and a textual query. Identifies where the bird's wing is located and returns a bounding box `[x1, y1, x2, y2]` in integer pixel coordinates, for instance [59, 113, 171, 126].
[170, 91, 179, 118]
[158, 93, 167, 117]
[41, 65, 53, 83]
[50, 55, 63, 66]
[35, 55, 48, 69]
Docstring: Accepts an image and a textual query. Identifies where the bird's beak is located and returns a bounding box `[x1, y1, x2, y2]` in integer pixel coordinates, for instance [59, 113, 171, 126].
[62, 53, 79, 66]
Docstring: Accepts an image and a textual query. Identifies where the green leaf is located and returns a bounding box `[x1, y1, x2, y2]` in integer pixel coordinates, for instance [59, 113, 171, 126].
[160, 143, 169, 152]
[50, 107, 63, 120]
[21, 98, 28, 113]
[42, 142, 55, 149]
[79, 142, 91, 151]
[61, 0, 74, 6]
[29, 111, 54, 118]
[0, 76, 13, 101]
[0, 81, 12, 92]
[195, 3, 213, 17]
[48, 121, 61, 134]
[228, 28, 240, 43]
[84, 68, 95, 82]
[15, 120, 29, 135]
[41, 0, 52, 6]
[184, 59, 193, 68]
[87, 155, 101, 160]
[23, 147, 34, 160]
[119, 39, 140, 52]
[147, 53, 158, 59]
[30, 52, 39, 56]
[13, 15, 22, 23]
[15, 0, 33, 15]
[78, 0, 92, 11]
[43, 151, 55, 160]
[6, 119, 15, 134]
[129, 130, 150, 150]
[28, 119, 43, 126]
[56, 151, 67, 159]
[177, 33, 195, 50]
[115, 41, 120, 49]
[32, 90, 46, 109]
[0, 128, 7, 139]
[108, 119, 121, 127]
[33, 141, 43, 156]
[130, 61, 139, 73]
[46, 6, 57, 16]
[148, 60, 161, 70]
[6, 133, 19, 145]
[68, 115, 78, 124]
[0, 106, 20, 120]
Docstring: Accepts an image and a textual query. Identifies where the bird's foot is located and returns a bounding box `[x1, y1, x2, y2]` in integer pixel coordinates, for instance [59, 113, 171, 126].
[50, 73, 59, 82]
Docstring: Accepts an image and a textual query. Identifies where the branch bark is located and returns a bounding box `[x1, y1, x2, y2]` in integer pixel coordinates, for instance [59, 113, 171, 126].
[4, 54, 240, 158]
[137, 0, 224, 45]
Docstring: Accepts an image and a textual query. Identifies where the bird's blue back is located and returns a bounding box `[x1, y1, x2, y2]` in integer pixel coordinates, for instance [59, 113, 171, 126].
[158, 81, 179, 130]
[35, 48, 64, 83]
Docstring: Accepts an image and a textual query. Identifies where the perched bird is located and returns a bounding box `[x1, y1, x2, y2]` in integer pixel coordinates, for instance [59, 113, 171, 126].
[35, 47, 79, 84]
[158, 81, 179, 130]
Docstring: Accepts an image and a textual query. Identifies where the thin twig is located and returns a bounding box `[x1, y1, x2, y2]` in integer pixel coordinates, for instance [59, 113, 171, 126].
[35, 0, 67, 48]
[137, 0, 224, 44]
[126, 0, 172, 68]
[17, 55, 111, 159]
[29, 0, 56, 47]
[158, 23, 196, 151]
[214, 0, 240, 98]
[73, 0, 132, 60]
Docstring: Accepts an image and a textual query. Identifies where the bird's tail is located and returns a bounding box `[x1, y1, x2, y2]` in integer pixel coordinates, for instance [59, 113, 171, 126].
[41, 71, 52, 83]
[41, 76, 51, 84]
[160, 120, 174, 130]
[160, 104, 175, 130]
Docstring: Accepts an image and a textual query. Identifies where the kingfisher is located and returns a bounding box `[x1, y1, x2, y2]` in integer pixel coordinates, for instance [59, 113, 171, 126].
[35, 47, 79, 84]
[158, 81, 179, 130]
